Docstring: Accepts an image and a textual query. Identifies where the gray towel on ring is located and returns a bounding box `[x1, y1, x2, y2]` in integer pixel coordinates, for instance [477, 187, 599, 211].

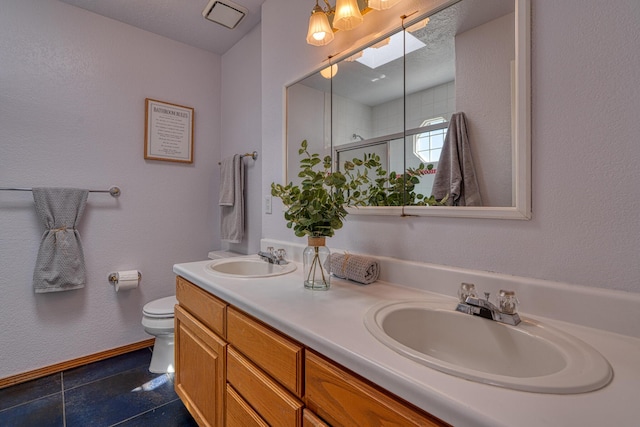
[220, 154, 245, 243]
[325, 253, 380, 285]
[32, 187, 89, 293]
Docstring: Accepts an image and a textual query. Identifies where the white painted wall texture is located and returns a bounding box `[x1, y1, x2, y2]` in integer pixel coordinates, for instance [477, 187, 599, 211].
[261, 0, 640, 294]
[220, 23, 263, 255]
[0, 0, 221, 378]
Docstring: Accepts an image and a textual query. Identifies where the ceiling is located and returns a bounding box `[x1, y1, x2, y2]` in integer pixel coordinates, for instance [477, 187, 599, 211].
[58, 0, 266, 55]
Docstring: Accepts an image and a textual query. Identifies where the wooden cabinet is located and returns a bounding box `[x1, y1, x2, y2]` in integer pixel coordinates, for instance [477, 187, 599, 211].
[305, 351, 449, 427]
[175, 276, 448, 427]
[174, 305, 226, 427]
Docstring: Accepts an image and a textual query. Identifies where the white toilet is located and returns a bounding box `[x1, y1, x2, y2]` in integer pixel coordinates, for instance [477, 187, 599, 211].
[141, 295, 178, 373]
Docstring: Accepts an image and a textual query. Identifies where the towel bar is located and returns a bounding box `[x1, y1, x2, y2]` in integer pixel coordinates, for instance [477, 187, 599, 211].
[218, 151, 258, 165]
[0, 186, 121, 197]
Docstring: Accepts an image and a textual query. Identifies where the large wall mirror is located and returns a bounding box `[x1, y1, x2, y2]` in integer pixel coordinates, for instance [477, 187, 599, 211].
[286, 0, 530, 219]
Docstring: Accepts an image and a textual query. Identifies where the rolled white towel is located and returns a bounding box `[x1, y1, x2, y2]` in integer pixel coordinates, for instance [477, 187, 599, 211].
[325, 253, 380, 285]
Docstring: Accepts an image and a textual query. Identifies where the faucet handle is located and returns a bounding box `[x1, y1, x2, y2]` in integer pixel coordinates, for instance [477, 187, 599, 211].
[275, 248, 287, 260]
[498, 289, 519, 314]
[266, 246, 274, 254]
[458, 282, 477, 303]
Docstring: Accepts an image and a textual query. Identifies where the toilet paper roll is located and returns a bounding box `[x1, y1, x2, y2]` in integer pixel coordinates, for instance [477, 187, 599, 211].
[115, 270, 139, 292]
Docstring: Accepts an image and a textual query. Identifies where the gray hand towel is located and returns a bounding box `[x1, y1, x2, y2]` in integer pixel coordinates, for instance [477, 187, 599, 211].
[431, 112, 482, 206]
[32, 188, 89, 293]
[219, 155, 236, 206]
[220, 155, 244, 243]
[325, 253, 380, 285]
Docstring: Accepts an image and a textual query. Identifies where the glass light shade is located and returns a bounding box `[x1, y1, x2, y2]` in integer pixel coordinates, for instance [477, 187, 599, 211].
[320, 64, 338, 79]
[333, 0, 364, 31]
[368, 0, 403, 10]
[306, 9, 334, 46]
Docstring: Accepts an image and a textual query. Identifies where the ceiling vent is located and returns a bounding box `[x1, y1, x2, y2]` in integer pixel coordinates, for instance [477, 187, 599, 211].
[202, 0, 248, 29]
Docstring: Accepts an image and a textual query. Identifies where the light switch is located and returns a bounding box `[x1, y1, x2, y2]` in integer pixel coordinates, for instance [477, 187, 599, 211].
[265, 196, 272, 214]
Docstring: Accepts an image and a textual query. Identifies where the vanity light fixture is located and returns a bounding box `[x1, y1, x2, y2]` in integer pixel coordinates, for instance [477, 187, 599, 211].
[306, 0, 403, 46]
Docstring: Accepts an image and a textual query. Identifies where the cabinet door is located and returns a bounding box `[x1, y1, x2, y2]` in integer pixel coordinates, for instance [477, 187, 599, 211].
[175, 305, 226, 427]
[305, 351, 449, 427]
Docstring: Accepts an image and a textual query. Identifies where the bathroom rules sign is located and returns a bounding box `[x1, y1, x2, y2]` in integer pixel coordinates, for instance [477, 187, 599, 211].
[144, 98, 194, 163]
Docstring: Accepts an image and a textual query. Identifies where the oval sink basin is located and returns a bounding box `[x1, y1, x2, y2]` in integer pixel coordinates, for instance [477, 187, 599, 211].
[364, 300, 613, 394]
[206, 258, 296, 278]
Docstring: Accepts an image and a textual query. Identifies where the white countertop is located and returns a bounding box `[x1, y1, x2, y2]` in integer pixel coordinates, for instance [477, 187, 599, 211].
[174, 256, 640, 427]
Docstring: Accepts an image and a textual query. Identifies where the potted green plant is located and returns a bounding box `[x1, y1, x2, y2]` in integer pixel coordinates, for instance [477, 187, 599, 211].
[272, 140, 447, 290]
[271, 140, 354, 290]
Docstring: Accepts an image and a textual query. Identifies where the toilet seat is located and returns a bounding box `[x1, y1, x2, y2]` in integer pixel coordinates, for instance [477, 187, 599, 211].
[143, 295, 177, 318]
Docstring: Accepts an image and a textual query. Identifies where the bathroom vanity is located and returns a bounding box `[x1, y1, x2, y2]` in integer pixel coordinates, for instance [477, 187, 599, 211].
[174, 276, 446, 427]
[173, 251, 640, 427]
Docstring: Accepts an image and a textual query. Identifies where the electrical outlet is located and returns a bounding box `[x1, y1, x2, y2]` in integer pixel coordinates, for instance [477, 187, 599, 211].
[265, 195, 272, 214]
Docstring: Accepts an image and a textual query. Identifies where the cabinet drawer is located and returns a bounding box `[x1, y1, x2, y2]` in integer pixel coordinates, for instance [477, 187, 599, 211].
[305, 351, 450, 427]
[176, 276, 226, 338]
[226, 384, 269, 427]
[227, 307, 303, 397]
[227, 346, 303, 427]
[302, 409, 330, 427]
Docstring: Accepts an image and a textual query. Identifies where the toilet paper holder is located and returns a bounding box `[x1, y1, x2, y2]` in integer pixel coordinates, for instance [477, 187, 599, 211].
[108, 271, 142, 285]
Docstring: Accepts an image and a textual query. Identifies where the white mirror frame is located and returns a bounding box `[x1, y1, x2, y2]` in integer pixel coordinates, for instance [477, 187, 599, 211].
[344, 0, 531, 220]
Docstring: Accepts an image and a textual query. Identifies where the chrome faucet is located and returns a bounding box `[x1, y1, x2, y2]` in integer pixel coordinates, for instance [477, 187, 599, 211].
[455, 284, 521, 326]
[258, 247, 288, 265]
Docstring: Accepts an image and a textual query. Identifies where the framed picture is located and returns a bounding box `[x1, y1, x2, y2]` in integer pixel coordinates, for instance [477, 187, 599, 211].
[144, 98, 194, 163]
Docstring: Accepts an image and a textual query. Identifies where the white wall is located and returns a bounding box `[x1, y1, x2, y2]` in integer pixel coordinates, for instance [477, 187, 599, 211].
[261, 0, 640, 294]
[0, 0, 221, 378]
[220, 23, 263, 255]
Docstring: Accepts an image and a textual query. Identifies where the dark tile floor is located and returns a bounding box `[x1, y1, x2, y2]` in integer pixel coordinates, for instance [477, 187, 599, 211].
[0, 348, 197, 427]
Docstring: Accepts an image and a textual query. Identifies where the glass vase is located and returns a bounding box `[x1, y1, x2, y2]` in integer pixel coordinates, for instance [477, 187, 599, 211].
[303, 236, 331, 290]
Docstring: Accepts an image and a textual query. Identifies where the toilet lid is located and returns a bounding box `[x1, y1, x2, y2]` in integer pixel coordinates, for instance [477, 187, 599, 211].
[143, 295, 177, 318]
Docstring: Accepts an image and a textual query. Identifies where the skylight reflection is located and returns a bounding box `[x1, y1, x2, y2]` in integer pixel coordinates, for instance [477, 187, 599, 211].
[356, 32, 426, 69]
